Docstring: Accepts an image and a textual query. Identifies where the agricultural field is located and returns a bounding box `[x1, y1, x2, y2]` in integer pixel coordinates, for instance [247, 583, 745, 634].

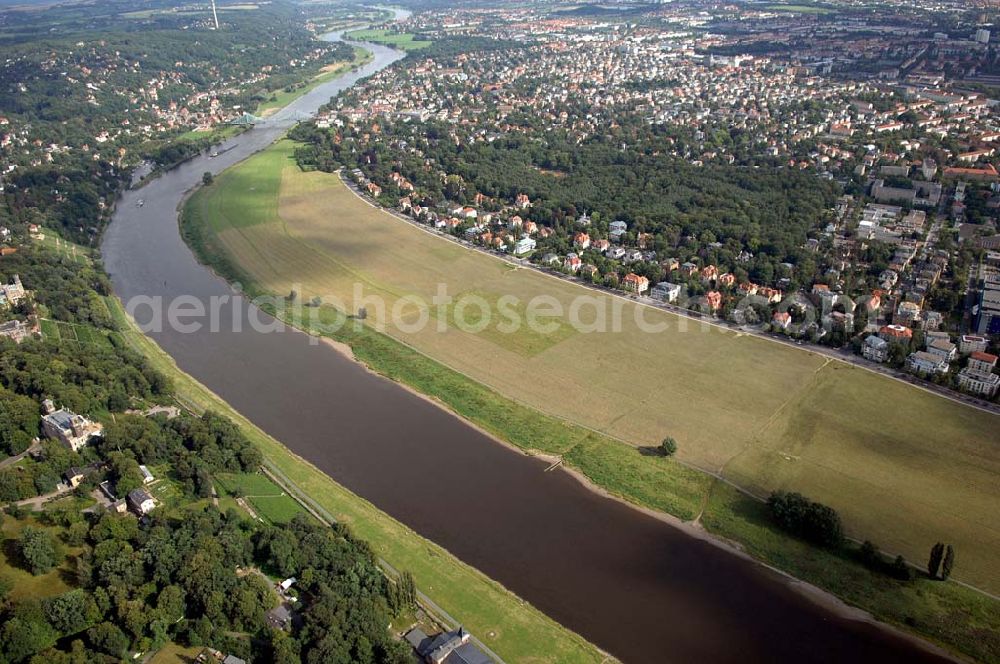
[184, 141, 1000, 593]
[39, 317, 121, 349]
[344, 28, 430, 50]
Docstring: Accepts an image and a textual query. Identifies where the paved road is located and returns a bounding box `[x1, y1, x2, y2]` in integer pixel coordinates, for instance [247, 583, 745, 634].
[343, 178, 1000, 418]
[0, 441, 41, 471]
[13, 483, 72, 510]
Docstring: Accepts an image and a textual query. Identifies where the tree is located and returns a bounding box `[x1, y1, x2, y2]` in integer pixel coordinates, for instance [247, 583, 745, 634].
[890, 555, 913, 581]
[86, 622, 129, 657]
[0, 616, 58, 661]
[941, 545, 955, 580]
[927, 542, 945, 579]
[202, 171, 214, 186]
[18, 526, 58, 575]
[766, 491, 843, 548]
[44, 589, 96, 635]
[660, 437, 677, 456]
[859, 540, 881, 571]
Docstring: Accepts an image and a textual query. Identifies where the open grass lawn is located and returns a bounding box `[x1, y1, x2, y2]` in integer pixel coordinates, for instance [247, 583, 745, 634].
[38, 318, 59, 339]
[0, 516, 80, 604]
[216, 471, 306, 524]
[105, 295, 608, 664]
[345, 28, 431, 50]
[148, 642, 205, 664]
[183, 141, 1000, 595]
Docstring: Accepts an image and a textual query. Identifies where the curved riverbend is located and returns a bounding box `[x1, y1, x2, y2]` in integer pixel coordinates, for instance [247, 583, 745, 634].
[102, 18, 956, 664]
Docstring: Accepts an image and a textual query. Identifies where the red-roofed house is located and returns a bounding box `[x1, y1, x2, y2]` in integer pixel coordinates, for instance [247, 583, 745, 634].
[622, 273, 649, 294]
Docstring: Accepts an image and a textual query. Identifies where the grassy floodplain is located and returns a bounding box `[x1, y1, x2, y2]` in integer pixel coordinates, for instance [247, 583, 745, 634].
[255, 46, 373, 117]
[344, 28, 431, 50]
[177, 141, 1000, 661]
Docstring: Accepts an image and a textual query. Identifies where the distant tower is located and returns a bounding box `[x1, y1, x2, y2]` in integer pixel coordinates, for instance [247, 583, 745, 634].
[210, 0, 220, 30]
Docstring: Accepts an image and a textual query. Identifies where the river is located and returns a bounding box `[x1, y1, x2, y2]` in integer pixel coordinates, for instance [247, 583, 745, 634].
[101, 13, 956, 664]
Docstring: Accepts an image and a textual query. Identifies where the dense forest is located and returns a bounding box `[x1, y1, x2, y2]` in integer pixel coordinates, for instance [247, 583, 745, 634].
[0, 506, 411, 663]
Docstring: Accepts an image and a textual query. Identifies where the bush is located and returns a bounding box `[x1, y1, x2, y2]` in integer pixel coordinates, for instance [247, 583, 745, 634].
[890, 555, 914, 581]
[660, 437, 677, 456]
[766, 491, 843, 548]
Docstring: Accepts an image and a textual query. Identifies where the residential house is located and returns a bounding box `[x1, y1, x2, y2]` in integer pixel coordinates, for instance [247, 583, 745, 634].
[405, 627, 491, 664]
[651, 281, 682, 303]
[127, 487, 156, 515]
[592, 239, 610, 254]
[926, 338, 957, 362]
[772, 311, 792, 330]
[906, 351, 948, 375]
[894, 301, 922, 327]
[42, 408, 102, 452]
[703, 291, 723, 312]
[512, 237, 536, 256]
[957, 352, 1000, 397]
[267, 603, 294, 631]
[622, 273, 649, 294]
[0, 319, 35, 343]
[609, 220, 628, 241]
[862, 335, 889, 363]
[0, 274, 26, 307]
[563, 254, 582, 273]
[879, 324, 913, 342]
[959, 334, 989, 355]
[64, 465, 97, 488]
[573, 232, 591, 250]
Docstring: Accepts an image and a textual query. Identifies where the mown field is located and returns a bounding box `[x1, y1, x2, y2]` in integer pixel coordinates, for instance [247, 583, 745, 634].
[344, 28, 430, 50]
[184, 140, 1000, 596]
[215, 471, 307, 524]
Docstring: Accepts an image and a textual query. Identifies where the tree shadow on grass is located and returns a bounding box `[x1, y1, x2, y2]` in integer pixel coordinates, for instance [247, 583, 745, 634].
[637, 446, 666, 458]
[1, 536, 30, 574]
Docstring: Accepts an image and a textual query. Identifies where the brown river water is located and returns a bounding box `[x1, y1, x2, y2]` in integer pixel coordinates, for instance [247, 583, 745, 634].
[100, 23, 958, 664]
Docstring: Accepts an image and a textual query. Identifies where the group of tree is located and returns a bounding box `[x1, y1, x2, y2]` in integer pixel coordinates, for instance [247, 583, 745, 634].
[767, 491, 843, 548]
[927, 542, 956, 581]
[0, 506, 414, 663]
